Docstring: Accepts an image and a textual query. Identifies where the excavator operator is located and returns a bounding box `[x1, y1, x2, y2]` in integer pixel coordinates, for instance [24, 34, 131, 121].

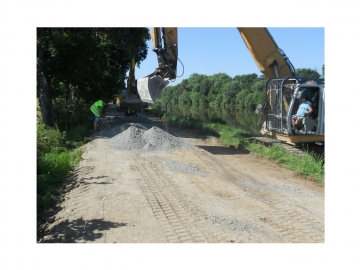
[291, 95, 313, 133]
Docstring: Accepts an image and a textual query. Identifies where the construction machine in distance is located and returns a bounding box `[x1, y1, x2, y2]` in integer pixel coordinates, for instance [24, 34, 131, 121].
[137, 27, 325, 145]
[114, 56, 148, 116]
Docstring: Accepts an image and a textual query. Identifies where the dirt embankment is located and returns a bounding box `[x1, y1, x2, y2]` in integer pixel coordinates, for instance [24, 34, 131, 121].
[37, 105, 324, 243]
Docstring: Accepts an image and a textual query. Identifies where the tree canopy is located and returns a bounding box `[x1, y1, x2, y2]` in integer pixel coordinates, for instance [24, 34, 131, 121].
[37, 27, 150, 127]
[157, 68, 321, 108]
[295, 68, 321, 78]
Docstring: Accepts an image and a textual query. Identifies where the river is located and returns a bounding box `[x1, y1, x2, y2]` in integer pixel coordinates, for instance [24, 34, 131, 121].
[156, 102, 266, 135]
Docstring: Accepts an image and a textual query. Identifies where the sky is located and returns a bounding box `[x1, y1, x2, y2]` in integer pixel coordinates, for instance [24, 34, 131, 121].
[134, 27, 324, 86]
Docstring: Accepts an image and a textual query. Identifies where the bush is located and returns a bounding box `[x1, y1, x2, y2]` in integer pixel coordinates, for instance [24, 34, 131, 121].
[65, 124, 91, 148]
[37, 114, 86, 213]
[37, 117, 66, 157]
[38, 151, 71, 176]
[53, 97, 91, 131]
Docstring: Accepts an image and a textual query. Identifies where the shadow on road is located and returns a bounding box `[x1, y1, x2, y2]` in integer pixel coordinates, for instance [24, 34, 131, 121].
[79, 176, 112, 184]
[39, 217, 127, 243]
[196, 145, 250, 155]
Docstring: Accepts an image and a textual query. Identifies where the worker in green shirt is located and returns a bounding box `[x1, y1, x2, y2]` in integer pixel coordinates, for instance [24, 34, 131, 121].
[90, 100, 108, 132]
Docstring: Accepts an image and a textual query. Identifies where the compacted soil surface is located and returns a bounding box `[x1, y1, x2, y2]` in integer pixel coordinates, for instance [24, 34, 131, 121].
[37, 105, 324, 243]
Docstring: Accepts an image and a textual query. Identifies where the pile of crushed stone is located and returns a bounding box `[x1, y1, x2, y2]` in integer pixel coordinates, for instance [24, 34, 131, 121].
[107, 125, 191, 152]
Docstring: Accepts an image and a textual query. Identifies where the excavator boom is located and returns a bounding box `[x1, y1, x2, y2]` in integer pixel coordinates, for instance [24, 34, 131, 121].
[237, 28, 295, 78]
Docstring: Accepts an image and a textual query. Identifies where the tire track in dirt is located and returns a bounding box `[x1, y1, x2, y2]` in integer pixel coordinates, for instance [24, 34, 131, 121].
[237, 184, 324, 242]
[137, 153, 260, 243]
[132, 161, 208, 243]
[234, 181, 324, 243]
[189, 146, 324, 243]
[134, 154, 239, 243]
[149, 163, 240, 243]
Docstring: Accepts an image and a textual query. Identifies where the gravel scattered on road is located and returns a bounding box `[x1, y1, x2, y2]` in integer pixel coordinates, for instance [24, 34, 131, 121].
[151, 156, 202, 174]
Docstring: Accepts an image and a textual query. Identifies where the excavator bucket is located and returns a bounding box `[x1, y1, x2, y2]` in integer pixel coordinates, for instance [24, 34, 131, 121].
[137, 75, 169, 104]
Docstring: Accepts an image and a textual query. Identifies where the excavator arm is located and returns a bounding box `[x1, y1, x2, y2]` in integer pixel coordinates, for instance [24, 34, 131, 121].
[150, 27, 178, 80]
[116, 56, 147, 113]
[137, 27, 178, 103]
[127, 56, 136, 96]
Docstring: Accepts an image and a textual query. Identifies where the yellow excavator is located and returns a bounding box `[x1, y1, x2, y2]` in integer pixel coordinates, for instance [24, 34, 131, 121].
[137, 27, 325, 145]
[115, 56, 148, 116]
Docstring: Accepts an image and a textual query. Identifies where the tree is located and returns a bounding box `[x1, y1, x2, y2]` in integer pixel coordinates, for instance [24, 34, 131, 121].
[199, 78, 212, 96]
[236, 89, 250, 108]
[187, 73, 208, 93]
[208, 73, 232, 102]
[37, 28, 57, 127]
[233, 73, 258, 85]
[37, 28, 150, 127]
[215, 93, 224, 107]
[178, 91, 192, 105]
[190, 92, 203, 105]
[295, 68, 321, 78]
[250, 79, 267, 105]
[169, 84, 182, 103]
[222, 81, 241, 106]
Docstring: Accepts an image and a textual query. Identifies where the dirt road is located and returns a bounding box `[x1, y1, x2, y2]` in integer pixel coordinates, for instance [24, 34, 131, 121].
[37, 105, 324, 243]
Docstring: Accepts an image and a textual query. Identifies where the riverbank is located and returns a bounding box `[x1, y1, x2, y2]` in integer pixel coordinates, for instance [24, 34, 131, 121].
[146, 107, 324, 182]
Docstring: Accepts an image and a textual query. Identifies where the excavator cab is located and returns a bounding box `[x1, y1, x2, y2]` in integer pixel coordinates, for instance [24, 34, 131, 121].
[263, 76, 325, 144]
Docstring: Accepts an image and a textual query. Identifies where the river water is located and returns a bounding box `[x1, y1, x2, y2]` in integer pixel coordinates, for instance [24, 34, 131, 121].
[156, 102, 266, 135]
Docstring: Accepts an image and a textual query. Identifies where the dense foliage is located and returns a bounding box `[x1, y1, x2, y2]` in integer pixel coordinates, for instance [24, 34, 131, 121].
[37, 27, 150, 128]
[157, 67, 322, 108]
[158, 72, 267, 108]
[295, 68, 321, 78]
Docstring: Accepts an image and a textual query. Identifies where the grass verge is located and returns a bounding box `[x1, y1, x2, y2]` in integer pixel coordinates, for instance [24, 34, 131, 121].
[247, 143, 324, 182]
[147, 107, 324, 182]
[37, 116, 91, 214]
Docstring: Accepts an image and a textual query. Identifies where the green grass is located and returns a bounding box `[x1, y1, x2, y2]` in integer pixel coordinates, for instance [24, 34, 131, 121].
[147, 106, 324, 182]
[37, 115, 90, 213]
[247, 143, 324, 182]
[37, 148, 83, 212]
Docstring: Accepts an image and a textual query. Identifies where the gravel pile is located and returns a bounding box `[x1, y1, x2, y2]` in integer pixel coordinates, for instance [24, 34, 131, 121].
[107, 125, 191, 152]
